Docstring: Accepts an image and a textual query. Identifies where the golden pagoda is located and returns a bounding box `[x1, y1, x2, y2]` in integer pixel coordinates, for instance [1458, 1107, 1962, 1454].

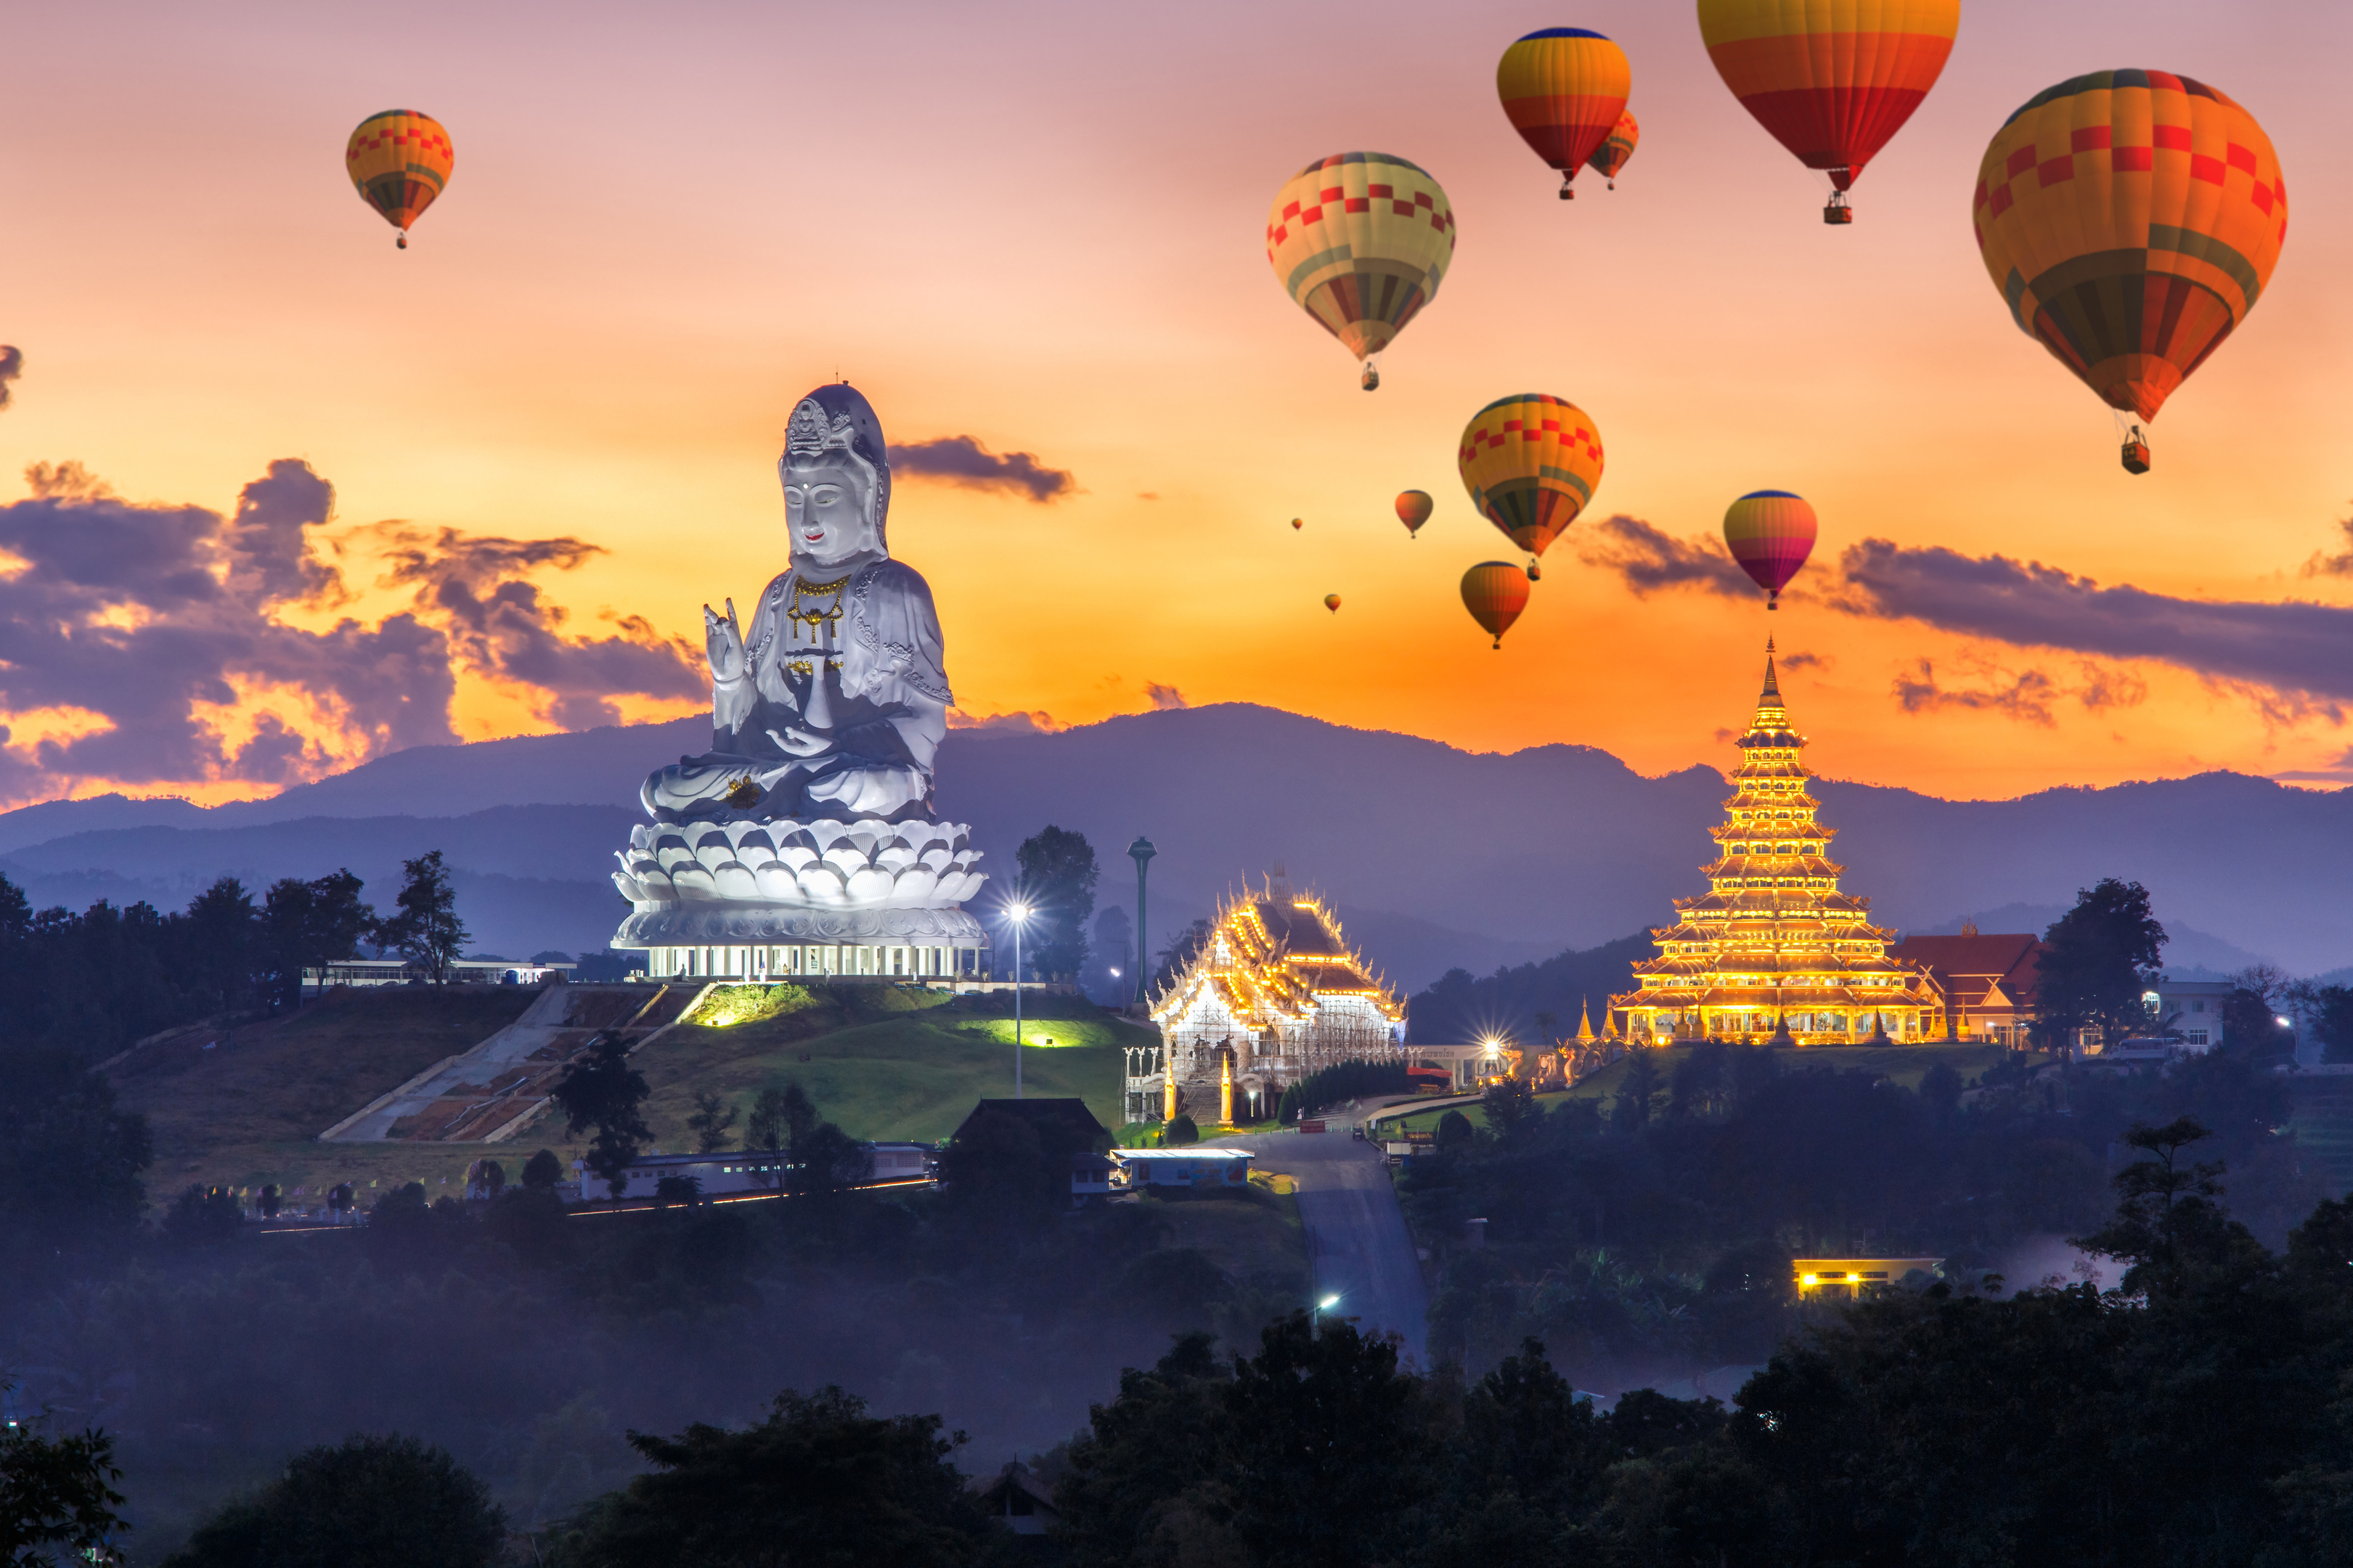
[1610, 643, 1941, 1046]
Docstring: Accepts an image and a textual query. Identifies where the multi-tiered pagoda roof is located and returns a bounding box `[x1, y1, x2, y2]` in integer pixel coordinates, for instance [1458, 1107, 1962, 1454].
[1610, 645, 1941, 1046]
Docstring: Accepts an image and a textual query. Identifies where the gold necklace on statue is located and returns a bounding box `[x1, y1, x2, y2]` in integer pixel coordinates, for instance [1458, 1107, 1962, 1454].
[786, 574, 850, 633]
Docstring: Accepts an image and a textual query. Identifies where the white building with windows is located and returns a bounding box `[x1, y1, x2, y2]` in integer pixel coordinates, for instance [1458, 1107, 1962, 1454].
[2150, 977, 2234, 1052]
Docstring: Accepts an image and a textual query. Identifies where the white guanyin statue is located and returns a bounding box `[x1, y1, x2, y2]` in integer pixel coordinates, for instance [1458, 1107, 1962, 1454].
[611, 383, 987, 975]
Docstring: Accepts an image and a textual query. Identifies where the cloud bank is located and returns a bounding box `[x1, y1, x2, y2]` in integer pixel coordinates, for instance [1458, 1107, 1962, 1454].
[1573, 513, 2353, 717]
[892, 436, 1075, 502]
[0, 459, 700, 804]
[0, 346, 21, 411]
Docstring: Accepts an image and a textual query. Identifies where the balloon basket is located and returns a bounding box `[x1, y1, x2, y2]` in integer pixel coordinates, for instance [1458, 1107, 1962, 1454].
[2121, 438, 2151, 475]
[1361, 363, 1379, 392]
[396, 234, 408, 249]
[1822, 201, 1853, 225]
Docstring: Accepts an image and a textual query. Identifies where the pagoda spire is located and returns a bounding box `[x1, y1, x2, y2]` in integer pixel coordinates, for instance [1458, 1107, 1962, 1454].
[1758, 637, 1785, 711]
[1575, 1000, 1595, 1045]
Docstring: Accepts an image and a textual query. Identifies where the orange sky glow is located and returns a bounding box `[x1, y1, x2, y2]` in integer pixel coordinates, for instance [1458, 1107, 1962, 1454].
[2, 0, 2349, 808]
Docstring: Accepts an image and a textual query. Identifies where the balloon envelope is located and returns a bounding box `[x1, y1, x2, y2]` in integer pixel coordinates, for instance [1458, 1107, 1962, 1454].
[1266, 152, 1456, 375]
[1461, 563, 1531, 649]
[1497, 29, 1632, 195]
[1292, 518, 1304, 530]
[1586, 110, 1639, 184]
[1722, 491, 1818, 603]
[346, 110, 454, 242]
[1972, 70, 2287, 428]
[1457, 394, 1604, 560]
[1324, 594, 1342, 613]
[1394, 490, 1434, 536]
[1696, 0, 1957, 194]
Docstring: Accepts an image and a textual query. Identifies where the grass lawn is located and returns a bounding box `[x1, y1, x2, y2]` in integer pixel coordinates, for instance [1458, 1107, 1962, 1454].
[1369, 1041, 2014, 1137]
[629, 987, 1155, 1148]
[109, 987, 543, 1199]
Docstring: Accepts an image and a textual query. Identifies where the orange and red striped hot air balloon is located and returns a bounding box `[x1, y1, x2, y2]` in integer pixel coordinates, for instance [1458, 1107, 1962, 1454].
[1586, 111, 1639, 189]
[1496, 28, 1633, 201]
[1696, 0, 1960, 223]
[1971, 70, 2288, 474]
[1461, 563, 1531, 649]
[1395, 490, 1434, 539]
[1721, 491, 1819, 608]
[345, 110, 454, 248]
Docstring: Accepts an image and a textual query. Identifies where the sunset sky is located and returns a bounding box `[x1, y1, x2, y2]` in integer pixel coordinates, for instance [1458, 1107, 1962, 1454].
[3, 0, 2349, 808]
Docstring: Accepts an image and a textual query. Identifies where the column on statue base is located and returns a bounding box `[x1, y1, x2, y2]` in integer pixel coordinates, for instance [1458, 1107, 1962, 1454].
[1220, 1048, 1233, 1125]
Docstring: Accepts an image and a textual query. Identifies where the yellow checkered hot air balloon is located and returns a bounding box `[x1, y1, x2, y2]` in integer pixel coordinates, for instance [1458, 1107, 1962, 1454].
[1266, 152, 1456, 391]
[1973, 70, 2287, 474]
[345, 110, 454, 248]
[1457, 395, 1604, 567]
[1496, 28, 1633, 201]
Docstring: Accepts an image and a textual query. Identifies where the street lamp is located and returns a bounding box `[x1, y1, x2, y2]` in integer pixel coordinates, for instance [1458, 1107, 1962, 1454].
[1313, 1292, 1341, 1328]
[1008, 901, 1032, 1099]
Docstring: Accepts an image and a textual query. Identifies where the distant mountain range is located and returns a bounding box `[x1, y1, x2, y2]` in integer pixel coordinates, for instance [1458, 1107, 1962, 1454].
[1, 704, 2343, 991]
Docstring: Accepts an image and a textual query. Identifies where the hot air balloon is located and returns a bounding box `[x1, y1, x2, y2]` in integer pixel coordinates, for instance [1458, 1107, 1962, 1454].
[1461, 563, 1530, 649]
[1324, 594, 1343, 613]
[1972, 70, 2287, 474]
[1722, 491, 1818, 608]
[1586, 110, 1639, 189]
[1266, 152, 1457, 390]
[345, 110, 454, 248]
[1292, 518, 1304, 531]
[1696, 0, 1959, 223]
[1496, 28, 1633, 201]
[1458, 394, 1604, 564]
[1395, 491, 1434, 539]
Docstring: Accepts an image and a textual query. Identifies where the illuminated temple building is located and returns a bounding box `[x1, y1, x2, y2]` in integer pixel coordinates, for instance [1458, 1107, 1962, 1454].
[1610, 646, 1941, 1045]
[1135, 868, 1404, 1124]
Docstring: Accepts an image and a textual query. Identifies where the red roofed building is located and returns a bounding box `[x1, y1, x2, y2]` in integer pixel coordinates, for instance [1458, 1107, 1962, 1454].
[1888, 926, 2045, 1047]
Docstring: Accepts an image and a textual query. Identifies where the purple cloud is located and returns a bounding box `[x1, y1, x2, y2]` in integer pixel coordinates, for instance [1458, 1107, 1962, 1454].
[892, 436, 1075, 502]
[1573, 515, 1756, 600]
[0, 346, 20, 411]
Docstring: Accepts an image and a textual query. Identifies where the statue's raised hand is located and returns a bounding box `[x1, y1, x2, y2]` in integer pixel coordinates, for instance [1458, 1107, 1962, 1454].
[704, 599, 745, 682]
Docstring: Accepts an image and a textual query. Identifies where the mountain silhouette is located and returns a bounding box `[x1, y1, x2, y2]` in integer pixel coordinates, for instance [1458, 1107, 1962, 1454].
[1, 704, 2342, 987]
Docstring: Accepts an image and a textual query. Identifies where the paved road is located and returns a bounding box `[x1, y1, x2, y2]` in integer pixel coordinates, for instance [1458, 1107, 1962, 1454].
[1214, 1119, 1429, 1364]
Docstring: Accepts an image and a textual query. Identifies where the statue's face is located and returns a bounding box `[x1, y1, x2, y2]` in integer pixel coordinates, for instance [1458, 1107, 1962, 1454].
[783, 460, 874, 568]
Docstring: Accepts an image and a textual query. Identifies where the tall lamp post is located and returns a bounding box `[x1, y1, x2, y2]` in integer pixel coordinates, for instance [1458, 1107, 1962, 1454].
[1127, 836, 1156, 1013]
[1008, 901, 1032, 1098]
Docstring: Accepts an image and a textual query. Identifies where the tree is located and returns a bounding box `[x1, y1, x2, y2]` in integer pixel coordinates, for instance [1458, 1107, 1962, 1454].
[0, 1394, 127, 1568]
[376, 850, 468, 985]
[1611, 1051, 1661, 1132]
[181, 875, 259, 1016]
[552, 1034, 652, 1201]
[258, 869, 375, 1011]
[2037, 878, 2167, 1053]
[548, 1387, 1004, 1568]
[1014, 825, 1098, 980]
[521, 1148, 563, 1191]
[162, 1433, 505, 1568]
[2309, 984, 2353, 1064]
[161, 1183, 244, 1248]
[1481, 1076, 1541, 1143]
[686, 1091, 738, 1154]
[1165, 1114, 1199, 1147]
[1436, 1109, 1475, 1151]
[0, 1048, 152, 1272]
[2074, 1116, 2245, 1298]
[1085, 904, 1133, 1005]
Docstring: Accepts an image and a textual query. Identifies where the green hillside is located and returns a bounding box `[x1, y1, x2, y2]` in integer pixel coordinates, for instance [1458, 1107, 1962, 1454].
[106, 981, 1149, 1203]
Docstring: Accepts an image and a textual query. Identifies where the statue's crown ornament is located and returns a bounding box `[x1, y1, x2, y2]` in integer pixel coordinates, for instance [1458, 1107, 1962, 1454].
[780, 381, 892, 544]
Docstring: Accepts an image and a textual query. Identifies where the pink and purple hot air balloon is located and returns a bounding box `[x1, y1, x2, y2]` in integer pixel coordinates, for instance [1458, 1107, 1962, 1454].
[1722, 490, 1818, 610]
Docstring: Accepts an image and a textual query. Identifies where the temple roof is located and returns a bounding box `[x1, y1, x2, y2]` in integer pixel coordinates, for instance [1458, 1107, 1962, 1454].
[1888, 934, 2043, 1012]
[1151, 872, 1403, 1031]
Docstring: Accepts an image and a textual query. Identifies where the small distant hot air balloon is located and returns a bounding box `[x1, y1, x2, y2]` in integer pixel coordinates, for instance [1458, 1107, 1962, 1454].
[1266, 152, 1456, 391]
[1291, 518, 1304, 531]
[1461, 563, 1531, 649]
[1722, 491, 1819, 609]
[1497, 28, 1633, 201]
[1586, 110, 1639, 189]
[1324, 594, 1342, 613]
[1697, 0, 1959, 222]
[1458, 394, 1604, 563]
[1395, 491, 1434, 539]
[345, 110, 454, 248]
[1972, 70, 2287, 474]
